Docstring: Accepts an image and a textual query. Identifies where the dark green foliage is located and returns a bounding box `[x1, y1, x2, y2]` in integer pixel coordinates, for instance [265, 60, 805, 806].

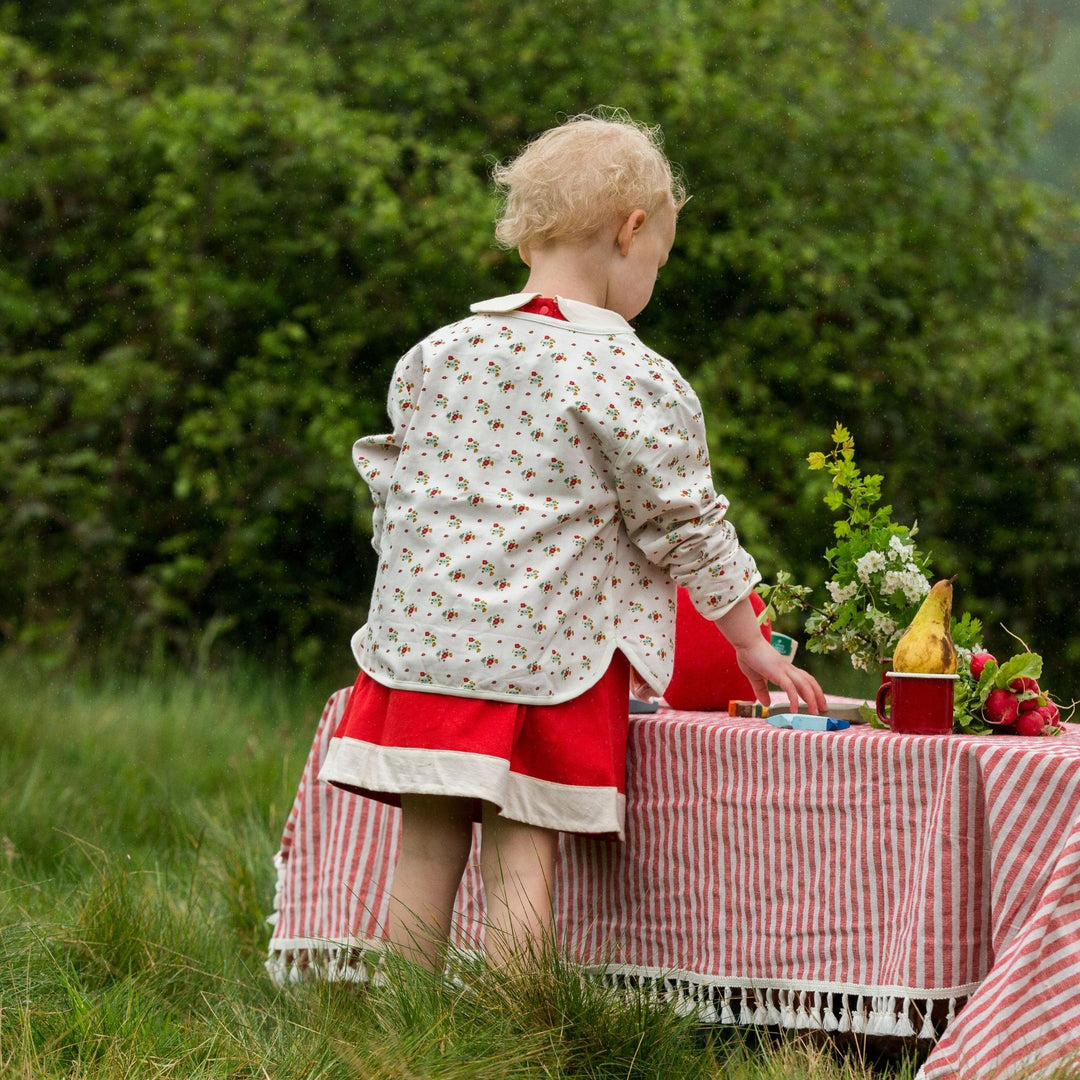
[0, 1, 509, 670]
[1, 0, 1078, 690]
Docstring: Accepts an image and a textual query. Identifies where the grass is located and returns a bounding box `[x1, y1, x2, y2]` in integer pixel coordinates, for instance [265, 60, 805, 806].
[0, 652, 922, 1079]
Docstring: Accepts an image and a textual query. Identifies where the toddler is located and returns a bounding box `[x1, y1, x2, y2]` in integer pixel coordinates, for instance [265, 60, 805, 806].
[318, 109, 826, 973]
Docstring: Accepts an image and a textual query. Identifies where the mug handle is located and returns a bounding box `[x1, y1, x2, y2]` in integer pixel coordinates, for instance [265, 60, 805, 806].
[876, 679, 893, 729]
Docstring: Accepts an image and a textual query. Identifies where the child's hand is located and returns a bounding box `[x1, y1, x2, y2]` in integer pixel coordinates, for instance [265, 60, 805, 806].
[713, 594, 827, 715]
[734, 636, 827, 716]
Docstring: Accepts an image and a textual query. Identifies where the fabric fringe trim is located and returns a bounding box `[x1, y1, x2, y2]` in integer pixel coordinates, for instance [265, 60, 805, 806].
[265, 938, 388, 986]
[593, 972, 967, 1042]
[265, 934, 965, 1043]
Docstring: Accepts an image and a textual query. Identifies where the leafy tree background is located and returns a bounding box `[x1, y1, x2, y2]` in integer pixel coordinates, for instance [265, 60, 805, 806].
[2, 0, 1078, 695]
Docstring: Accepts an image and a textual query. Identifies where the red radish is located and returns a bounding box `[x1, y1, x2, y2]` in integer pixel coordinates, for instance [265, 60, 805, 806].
[984, 688, 1019, 726]
[1010, 676, 1040, 695]
[1018, 696, 1042, 714]
[969, 652, 996, 680]
[1043, 701, 1061, 726]
[1016, 709, 1048, 737]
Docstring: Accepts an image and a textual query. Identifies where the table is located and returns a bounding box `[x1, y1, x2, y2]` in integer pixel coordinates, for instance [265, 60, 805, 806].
[266, 688, 1080, 1080]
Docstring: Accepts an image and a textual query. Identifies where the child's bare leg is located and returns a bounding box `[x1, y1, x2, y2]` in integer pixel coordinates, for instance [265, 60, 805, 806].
[479, 802, 560, 968]
[386, 793, 474, 972]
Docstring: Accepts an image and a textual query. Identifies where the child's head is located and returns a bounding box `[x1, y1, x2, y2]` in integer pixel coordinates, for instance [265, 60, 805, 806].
[493, 108, 686, 256]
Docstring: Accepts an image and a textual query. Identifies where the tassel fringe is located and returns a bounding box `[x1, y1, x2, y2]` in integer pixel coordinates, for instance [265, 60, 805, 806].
[266, 933, 961, 1044]
[265, 940, 387, 985]
[586, 972, 962, 1042]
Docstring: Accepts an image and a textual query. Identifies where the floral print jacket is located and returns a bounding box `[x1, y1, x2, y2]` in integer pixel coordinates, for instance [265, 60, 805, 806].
[350, 293, 759, 702]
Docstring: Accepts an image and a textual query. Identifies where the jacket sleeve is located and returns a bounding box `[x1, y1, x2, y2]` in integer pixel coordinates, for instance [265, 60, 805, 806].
[603, 357, 760, 619]
[352, 433, 398, 554]
[350, 344, 423, 553]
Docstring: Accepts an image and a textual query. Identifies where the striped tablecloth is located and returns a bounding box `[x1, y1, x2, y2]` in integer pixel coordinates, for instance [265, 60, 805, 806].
[267, 688, 1080, 1080]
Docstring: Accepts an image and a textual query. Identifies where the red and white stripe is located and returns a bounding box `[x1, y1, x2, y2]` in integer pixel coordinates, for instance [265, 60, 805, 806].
[268, 688, 1080, 1078]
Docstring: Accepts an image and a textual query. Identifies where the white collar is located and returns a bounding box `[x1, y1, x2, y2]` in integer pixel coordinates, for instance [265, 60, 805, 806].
[469, 293, 634, 334]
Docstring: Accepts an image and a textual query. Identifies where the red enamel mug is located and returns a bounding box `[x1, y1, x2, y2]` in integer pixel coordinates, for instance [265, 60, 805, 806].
[876, 672, 958, 735]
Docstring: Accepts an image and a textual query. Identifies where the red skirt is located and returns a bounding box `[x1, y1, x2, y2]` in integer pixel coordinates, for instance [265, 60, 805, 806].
[317, 651, 631, 839]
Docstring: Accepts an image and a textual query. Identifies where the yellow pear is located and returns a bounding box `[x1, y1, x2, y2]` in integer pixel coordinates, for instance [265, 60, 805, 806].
[891, 579, 958, 674]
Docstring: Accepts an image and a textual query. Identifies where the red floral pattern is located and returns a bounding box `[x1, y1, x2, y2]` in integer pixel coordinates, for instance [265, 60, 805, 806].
[351, 294, 759, 702]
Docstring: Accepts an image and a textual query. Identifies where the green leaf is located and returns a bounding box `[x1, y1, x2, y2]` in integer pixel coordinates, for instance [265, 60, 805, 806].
[994, 652, 1043, 690]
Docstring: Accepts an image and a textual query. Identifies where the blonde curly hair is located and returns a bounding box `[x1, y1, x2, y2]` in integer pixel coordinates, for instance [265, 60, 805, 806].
[493, 108, 686, 252]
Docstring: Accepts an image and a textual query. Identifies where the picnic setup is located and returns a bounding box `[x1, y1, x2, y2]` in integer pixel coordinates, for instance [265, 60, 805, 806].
[266, 435, 1080, 1080]
[267, 681, 1080, 1080]
[7, 9, 1080, 1080]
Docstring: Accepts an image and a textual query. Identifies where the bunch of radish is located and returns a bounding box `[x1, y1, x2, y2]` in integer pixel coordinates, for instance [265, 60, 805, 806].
[965, 650, 1063, 736]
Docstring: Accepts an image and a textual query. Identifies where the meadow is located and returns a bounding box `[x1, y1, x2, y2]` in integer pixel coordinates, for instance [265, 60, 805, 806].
[0, 654, 925, 1079]
[3, 3, 1078, 1070]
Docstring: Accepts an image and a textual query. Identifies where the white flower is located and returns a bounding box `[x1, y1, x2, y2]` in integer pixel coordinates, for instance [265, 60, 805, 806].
[827, 579, 859, 603]
[869, 609, 898, 640]
[888, 534, 914, 560]
[902, 572, 930, 603]
[880, 570, 907, 598]
[855, 550, 887, 584]
[880, 567, 930, 604]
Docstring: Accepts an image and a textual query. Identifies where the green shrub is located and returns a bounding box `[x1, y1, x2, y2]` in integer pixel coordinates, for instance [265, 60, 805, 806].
[2, 0, 1077, 690]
